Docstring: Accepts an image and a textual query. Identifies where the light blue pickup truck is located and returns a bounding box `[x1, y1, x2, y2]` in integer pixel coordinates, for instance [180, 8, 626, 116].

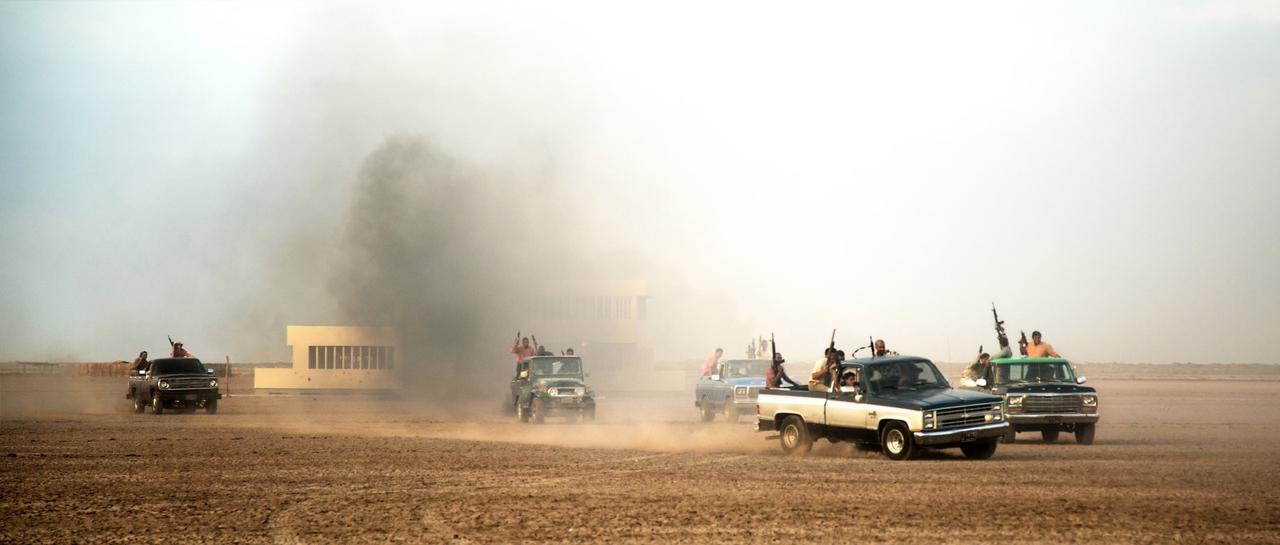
[695, 359, 769, 422]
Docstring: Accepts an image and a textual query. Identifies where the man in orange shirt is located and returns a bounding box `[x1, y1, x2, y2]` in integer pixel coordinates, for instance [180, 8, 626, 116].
[510, 336, 537, 377]
[1025, 331, 1061, 358]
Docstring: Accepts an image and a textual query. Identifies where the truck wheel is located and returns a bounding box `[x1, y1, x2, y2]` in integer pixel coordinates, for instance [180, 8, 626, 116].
[205, 399, 218, 415]
[584, 406, 596, 423]
[150, 391, 164, 415]
[1041, 429, 1060, 443]
[132, 391, 146, 413]
[960, 440, 998, 460]
[1001, 427, 1016, 444]
[517, 402, 530, 423]
[1074, 423, 1095, 445]
[699, 396, 715, 422]
[531, 398, 546, 424]
[722, 397, 737, 423]
[779, 416, 812, 456]
[881, 421, 916, 460]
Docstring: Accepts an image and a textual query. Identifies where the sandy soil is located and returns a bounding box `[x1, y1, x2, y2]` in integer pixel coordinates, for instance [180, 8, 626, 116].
[2, 374, 1279, 543]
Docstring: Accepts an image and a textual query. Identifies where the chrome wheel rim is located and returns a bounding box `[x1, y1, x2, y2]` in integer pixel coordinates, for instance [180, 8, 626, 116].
[886, 429, 905, 453]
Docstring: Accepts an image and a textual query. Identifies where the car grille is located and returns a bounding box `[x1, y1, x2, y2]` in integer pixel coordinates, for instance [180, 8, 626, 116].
[742, 386, 761, 399]
[167, 378, 213, 390]
[553, 388, 580, 396]
[1023, 394, 1082, 413]
[936, 403, 1002, 429]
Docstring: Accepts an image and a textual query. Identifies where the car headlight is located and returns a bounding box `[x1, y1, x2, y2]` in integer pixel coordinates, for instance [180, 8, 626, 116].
[159, 381, 170, 390]
[1006, 395, 1024, 408]
[575, 387, 585, 396]
[735, 387, 748, 397]
[1082, 395, 1097, 406]
[210, 379, 218, 388]
[923, 411, 935, 430]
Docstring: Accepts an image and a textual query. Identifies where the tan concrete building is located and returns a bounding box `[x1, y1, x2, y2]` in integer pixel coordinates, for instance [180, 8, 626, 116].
[255, 326, 401, 392]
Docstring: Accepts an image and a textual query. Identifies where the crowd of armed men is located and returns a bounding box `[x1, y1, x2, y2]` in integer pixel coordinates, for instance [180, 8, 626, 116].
[508, 332, 575, 378]
[702, 322, 1064, 393]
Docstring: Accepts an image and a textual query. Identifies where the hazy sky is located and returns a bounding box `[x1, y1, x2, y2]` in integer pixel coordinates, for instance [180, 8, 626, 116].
[2, 1, 1278, 364]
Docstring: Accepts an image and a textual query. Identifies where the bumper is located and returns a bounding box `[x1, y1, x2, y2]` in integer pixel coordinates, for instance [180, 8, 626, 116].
[1008, 413, 1099, 425]
[538, 397, 595, 412]
[914, 422, 1009, 446]
[157, 390, 222, 402]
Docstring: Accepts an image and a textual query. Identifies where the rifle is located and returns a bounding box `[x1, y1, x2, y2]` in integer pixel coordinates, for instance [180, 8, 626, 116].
[1018, 331, 1028, 356]
[992, 303, 1009, 345]
[770, 333, 780, 387]
[827, 329, 838, 391]
[168, 335, 174, 348]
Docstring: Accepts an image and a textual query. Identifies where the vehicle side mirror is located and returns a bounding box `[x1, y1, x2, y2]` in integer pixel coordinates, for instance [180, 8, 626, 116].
[519, 371, 528, 379]
[710, 374, 720, 381]
[1076, 376, 1087, 384]
[976, 378, 988, 388]
[207, 369, 214, 375]
[854, 394, 864, 403]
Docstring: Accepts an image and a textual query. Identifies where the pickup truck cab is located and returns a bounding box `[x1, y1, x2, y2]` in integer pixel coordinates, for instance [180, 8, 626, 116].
[126, 357, 221, 415]
[963, 357, 1099, 444]
[695, 359, 768, 422]
[757, 356, 1008, 460]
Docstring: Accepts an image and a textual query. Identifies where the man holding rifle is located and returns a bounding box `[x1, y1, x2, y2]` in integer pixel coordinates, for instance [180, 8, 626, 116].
[509, 333, 536, 377]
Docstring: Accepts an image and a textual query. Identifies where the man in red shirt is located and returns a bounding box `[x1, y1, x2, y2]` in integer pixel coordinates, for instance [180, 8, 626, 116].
[702, 348, 723, 376]
[510, 336, 536, 377]
[171, 342, 193, 358]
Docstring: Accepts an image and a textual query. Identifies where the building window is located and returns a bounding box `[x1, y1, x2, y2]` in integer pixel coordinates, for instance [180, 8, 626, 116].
[307, 346, 396, 370]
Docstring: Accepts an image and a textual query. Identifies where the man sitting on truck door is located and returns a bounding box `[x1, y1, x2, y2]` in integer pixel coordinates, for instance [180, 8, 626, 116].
[809, 348, 838, 392]
[961, 352, 991, 387]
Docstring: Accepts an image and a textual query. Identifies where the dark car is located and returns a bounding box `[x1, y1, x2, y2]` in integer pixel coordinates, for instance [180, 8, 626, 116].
[127, 357, 222, 415]
[963, 357, 1098, 444]
[510, 356, 595, 424]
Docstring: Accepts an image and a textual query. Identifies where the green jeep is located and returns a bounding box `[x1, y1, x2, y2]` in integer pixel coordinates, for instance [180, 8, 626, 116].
[510, 356, 596, 424]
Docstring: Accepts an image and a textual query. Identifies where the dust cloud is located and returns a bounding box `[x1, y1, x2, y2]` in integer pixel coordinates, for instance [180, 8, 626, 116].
[331, 135, 586, 402]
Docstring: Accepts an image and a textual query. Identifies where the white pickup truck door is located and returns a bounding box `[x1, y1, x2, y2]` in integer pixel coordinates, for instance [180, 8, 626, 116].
[825, 392, 869, 430]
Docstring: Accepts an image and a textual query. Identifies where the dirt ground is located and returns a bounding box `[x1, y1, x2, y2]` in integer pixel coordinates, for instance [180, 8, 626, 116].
[2, 374, 1279, 544]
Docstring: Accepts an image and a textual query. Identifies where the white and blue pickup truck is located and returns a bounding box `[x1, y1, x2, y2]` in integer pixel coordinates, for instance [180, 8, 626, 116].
[756, 356, 1009, 460]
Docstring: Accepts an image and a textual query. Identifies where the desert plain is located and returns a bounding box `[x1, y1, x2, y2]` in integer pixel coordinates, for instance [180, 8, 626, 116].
[2, 370, 1278, 544]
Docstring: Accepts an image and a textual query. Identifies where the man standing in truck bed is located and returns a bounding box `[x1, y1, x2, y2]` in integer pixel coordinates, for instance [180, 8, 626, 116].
[1025, 331, 1061, 358]
[510, 336, 536, 377]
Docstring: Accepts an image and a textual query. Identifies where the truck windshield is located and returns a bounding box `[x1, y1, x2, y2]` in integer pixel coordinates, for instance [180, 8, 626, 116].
[995, 361, 1076, 384]
[530, 358, 581, 376]
[865, 360, 948, 391]
[151, 359, 206, 375]
[723, 360, 770, 378]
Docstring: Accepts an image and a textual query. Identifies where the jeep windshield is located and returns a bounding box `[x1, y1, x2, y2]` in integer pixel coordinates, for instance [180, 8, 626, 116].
[530, 358, 582, 377]
[865, 360, 949, 392]
[723, 360, 769, 378]
[995, 361, 1077, 384]
[151, 359, 206, 375]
